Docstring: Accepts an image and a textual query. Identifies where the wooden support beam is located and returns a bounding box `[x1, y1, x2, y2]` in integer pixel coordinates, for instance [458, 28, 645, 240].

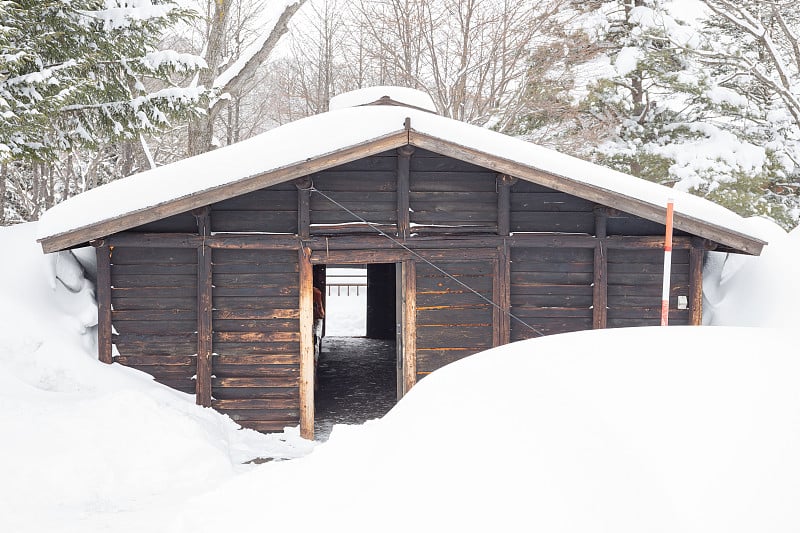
[94, 242, 113, 364]
[299, 247, 314, 440]
[496, 174, 516, 237]
[689, 237, 705, 325]
[593, 208, 608, 329]
[396, 146, 414, 239]
[493, 242, 511, 346]
[400, 259, 417, 397]
[196, 245, 213, 407]
[193, 205, 213, 407]
[295, 177, 311, 239]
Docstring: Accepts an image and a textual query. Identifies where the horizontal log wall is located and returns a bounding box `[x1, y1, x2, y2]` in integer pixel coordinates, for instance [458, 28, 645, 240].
[409, 148, 498, 233]
[510, 180, 595, 233]
[510, 247, 594, 341]
[211, 248, 301, 432]
[110, 246, 198, 394]
[211, 183, 297, 234]
[606, 248, 691, 327]
[310, 149, 398, 232]
[415, 258, 495, 380]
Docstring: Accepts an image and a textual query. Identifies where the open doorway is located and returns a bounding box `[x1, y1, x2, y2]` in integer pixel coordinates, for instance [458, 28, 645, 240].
[314, 263, 399, 440]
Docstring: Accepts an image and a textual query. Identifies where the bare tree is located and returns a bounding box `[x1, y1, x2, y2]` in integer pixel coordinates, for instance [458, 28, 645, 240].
[187, 0, 307, 156]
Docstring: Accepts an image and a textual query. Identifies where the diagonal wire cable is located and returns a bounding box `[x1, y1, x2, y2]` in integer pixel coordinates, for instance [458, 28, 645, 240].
[308, 185, 544, 337]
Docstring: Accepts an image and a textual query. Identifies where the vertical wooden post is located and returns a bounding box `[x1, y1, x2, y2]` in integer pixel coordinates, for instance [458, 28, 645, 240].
[689, 237, 705, 325]
[493, 243, 511, 347]
[93, 241, 113, 364]
[496, 174, 515, 237]
[194, 206, 212, 407]
[295, 177, 311, 239]
[400, 259, 417, 397]
[299, 247, 314, 440]
[593, 207, 608, 329]
[396, 146, 414, 239]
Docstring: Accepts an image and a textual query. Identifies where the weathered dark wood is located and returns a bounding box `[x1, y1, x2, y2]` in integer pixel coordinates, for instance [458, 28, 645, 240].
[196, 245, 212, 407]
[497, 175, 514, 237]
[495, 243, 511, 346]
[298, 247, 314, 439]
[407, 132, 765, 255]
[212, 210, 297, 234]
[511, 211, 596, 233]
[689, 237, 705, 325]
[397, 146, 414, 239]
[296, 177, 310, 239]
[95, 245, 113, 364]
[593, 209, 608, 329]
[400, 259, 416, 396]
[112, 320, 197, 334]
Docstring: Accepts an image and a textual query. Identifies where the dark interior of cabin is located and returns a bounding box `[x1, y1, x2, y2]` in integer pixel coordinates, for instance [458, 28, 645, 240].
[313, 263, 398, 440]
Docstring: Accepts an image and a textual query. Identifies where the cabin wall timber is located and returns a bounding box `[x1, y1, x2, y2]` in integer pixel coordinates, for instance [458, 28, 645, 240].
[94, 147, 711, 438]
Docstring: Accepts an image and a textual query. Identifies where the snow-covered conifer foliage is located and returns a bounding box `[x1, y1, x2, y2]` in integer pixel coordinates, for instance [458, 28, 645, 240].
[576, 0, 799, 228]
[0, 0, 206, 162]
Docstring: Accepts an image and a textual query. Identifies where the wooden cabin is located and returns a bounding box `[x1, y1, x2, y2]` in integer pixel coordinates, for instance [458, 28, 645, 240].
[37, 88, 768, 439]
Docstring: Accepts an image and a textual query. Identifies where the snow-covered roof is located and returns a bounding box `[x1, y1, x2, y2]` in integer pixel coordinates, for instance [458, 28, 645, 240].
[329, 86, 437, 113]
[37, 104, 770, 254]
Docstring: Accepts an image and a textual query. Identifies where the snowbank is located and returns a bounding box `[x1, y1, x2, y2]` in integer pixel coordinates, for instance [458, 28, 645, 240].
[173, 326, 800, 533]
[704, 218, 800, 327]
[0, 223, 314, 533]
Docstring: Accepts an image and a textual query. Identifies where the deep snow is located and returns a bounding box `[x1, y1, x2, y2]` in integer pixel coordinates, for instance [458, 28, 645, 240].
[2, 218, 799, 532]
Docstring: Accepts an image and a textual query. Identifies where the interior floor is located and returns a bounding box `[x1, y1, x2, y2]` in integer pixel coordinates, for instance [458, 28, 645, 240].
[314, 336, 397, 441]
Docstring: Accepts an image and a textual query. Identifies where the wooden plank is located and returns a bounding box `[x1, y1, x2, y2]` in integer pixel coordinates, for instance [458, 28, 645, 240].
[310, 191, 396, 211]
[212, 362, 300, 379]
[214, 249, 298, 263]
[312, 171, 397, 191]
[328, 152, 397, 171]
[213, 296, 298, 311]
[511, 271, 594, 285]
[111, 263, 197, 276]
[689, 237, 705, 326]
[416, 261, 494, 276]
[213, 319, 299, 332]
[415, 326, 493, 349]
[497, 176, 512, 237]
[242, 420, 301, 432]
[409, 172, 497, 192]
[212, 261, 298, 274]
[196, 246, 212, 407]
[401, 260, 416, 396]
[416, 348, 476, 373]
[593, 210, 608, 329]
[213, 308, 298, 320]
[214, 354, 300, 366]
[416, 292, 491, 307]
[96, 245, 112, 364]
[110, 246, 197, 264]
[510, 293, 594, 307]
[133, 212, 197, 233]
[511, 247, 594, 263]
[112, 286, 196, 298]
[212, 398, 299, 410]
[216, 409, 300, 424]
[112, 320, 197, 334]
[113, 355, 195, 366]
[510, 211, 595, 233]
[111, 274, 196, 288]
[311, 210, 397, 225]
[310, 249, 408, 265]
[298, 247, 314, 440]
[212, 189, 297, 211]
[296, 177, 311, 239]
[212, 210, 297, 234]
[397, 146, 413, 239]
[212, 387, 299, 401]
[212, 286, 298, 298]
[608, 248, 689, 264]
[213, 331, 300, 343]
[511, 192, 594, 212]
[212, 272, 297, 287]
[41, 131, 410, 253]
[416, 275, 493, 293]
[212, 342, 299, 356]
[416, 306, 493, 326]
[496, 244, 510, 346]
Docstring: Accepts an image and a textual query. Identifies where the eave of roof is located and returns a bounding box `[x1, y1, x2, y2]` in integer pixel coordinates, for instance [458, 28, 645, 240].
[37, 106, 769, 255]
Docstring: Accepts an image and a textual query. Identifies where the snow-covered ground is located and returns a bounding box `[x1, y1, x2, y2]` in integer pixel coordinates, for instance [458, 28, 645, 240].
[1, 219, 799, 532]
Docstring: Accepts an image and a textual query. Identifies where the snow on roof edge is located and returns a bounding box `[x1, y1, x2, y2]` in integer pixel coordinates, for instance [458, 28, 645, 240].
[37, 105, 771, 254]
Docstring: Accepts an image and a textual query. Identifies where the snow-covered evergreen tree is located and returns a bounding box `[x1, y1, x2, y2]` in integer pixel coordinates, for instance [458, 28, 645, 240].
[0, 0, 206, 163]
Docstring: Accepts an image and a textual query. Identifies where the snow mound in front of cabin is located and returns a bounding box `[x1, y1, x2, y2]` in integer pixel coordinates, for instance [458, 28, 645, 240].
[703, 218, 800, 327]
[0, 223, 314, 533]
[172, 326, 800, 533]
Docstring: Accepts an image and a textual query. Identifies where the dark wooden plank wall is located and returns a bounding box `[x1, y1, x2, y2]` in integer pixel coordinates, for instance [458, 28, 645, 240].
[606, 248, 691, 327]
[110, 246, 198, 394]
[415, 259, 494, 380]
[410, 148, 498, 233]
[310, 149, 398, 232]
[211, 248, 301, 432]
[510, 180, 595, 233]
[211, 183, 297, 234]
[510, 247, 594, 341]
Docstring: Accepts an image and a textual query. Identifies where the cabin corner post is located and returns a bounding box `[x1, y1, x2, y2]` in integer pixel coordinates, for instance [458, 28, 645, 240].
[689, 237, 705, 325]
[593, 208, 608, 329]
[194, 206, 213, 407]
[400, 259, 417, 396]
[397, 145, 414, 240]
[94, 241, 113, 364]
[299, 247, 315, 440]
